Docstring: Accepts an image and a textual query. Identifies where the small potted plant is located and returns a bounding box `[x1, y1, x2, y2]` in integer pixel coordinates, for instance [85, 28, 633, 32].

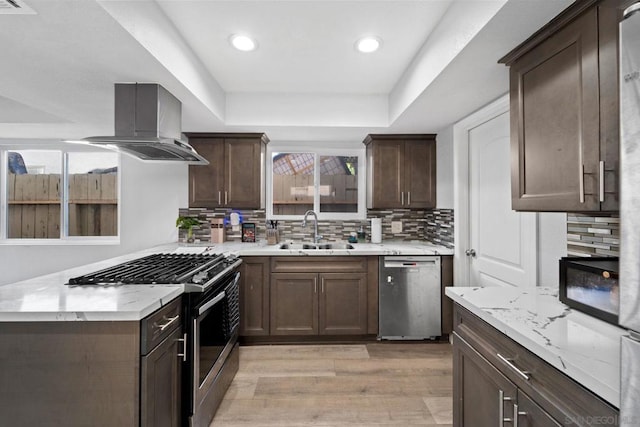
[176, 216, 200, 243]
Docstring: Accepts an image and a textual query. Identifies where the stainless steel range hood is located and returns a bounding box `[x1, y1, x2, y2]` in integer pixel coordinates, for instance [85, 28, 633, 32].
[79, 83, 208, 164]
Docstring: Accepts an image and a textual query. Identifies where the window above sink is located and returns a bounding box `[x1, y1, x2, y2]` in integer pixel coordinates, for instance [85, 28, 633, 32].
[266, 145, 366, 221]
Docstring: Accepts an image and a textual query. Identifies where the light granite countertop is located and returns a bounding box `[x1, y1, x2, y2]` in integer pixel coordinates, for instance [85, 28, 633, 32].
[445, 286, 626, 408]
[179, 240, 454, 256]
[0, 244, 184, 322]
[0, 241, 451, 322]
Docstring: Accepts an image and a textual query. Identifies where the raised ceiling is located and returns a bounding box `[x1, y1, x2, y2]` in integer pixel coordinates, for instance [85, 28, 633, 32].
[0, 0, 573, 144]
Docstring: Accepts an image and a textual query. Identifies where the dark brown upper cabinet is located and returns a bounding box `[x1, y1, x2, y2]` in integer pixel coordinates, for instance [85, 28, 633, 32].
[363, 134, 437, 209]
[499, 0, 632, 212]
[186, 133, 269, 209]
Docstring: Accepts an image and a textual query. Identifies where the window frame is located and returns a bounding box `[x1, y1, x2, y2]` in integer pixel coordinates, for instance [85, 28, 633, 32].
[266, 144, 366, 221]
[0, 145, 121, 245]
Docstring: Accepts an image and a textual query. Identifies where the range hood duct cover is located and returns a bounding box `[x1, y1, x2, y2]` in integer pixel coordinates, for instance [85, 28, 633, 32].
[82, 83, 208, 164]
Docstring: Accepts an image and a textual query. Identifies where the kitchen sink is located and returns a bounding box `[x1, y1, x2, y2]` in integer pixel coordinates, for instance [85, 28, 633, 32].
[279, 242, 354, 250]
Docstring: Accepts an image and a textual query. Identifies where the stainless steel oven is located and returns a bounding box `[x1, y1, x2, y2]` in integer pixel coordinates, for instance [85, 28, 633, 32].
[185, 270, 240, 427]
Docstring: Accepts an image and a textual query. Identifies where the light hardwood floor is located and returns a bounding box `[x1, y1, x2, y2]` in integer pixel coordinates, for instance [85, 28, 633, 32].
[210, 342, 453, 426]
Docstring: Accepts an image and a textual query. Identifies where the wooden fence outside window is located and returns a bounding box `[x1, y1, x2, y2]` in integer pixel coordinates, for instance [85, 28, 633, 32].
[7, 173, 117, 238]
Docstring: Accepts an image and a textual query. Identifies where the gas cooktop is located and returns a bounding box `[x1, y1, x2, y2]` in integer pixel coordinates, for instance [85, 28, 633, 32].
[66, 252, 241, 291]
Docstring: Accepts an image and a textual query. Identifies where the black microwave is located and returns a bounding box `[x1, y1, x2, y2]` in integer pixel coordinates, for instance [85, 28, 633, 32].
[559, 257, 619, 325]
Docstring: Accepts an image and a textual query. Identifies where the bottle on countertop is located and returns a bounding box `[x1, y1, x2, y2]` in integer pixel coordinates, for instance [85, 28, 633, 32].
[357, 225, 366, 243]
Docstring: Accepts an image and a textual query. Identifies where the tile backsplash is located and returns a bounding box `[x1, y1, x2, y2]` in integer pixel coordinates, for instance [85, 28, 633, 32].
[178, 207, 454, 247]
[566, 213, 619, 257]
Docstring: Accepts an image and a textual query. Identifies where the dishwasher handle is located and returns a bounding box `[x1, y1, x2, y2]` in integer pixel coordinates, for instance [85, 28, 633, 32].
[383, 260, 438, 268]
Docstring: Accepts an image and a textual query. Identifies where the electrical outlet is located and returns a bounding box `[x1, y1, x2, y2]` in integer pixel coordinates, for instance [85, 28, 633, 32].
[391, 221, 402, 234]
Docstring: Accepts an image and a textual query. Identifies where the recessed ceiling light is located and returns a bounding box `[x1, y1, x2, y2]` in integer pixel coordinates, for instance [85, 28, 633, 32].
[356, 36, 381, 53]
[230, 34, 257, 52]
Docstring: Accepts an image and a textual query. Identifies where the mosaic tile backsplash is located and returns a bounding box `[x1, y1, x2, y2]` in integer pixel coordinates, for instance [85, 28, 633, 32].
[566, 213, 619, 257]
[178, 207, 454, 247]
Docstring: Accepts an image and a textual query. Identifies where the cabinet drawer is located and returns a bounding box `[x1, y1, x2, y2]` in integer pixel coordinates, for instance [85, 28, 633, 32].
[141, 297, 183, 355]
[271, 257, 367, 273]
[453, 305, 617, 424]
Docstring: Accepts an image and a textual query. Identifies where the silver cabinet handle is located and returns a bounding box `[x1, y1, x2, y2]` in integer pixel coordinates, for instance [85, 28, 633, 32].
[156, 315, 180, 332]
[408, 191, 411, 205]
[401, 191, 404, 206]
[497, 353, 530, 381]
[498, 390, 513, 427]
[579, 164, 585, 203]
[218, 191, 221, 205]
[599, 160, 605, 202]
[225, 191, 228, 205]
[513, 403, 527, 427]
[177, 332, 187, 362]
[321, 278, 325, 293]
[465, 249, 476, 257]
[314, 278, 317, 293]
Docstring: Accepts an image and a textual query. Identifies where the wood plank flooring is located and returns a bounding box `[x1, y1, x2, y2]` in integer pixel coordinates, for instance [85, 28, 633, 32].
[210, 342, 453, 426]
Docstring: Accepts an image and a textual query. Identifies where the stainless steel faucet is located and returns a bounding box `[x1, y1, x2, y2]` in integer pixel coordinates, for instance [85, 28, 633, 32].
[302, 210, 323, 243]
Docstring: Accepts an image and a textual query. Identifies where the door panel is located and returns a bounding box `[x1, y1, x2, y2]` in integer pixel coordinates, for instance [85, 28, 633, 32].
[510, 8, 600, 211]
[404, 139, 436, 208]
[270, 273, 318, 335]
[239, 258, 269, 336]
[189, 138, 224, 207]
[372, 141, 403, 208]
[318, 273, 367, 335]
[516, 391, 562, 427]
[225, 138, 262, 208]
[141, 327, 182, 427]
[469, 111, 537, 288]
[453, 332, 517, 427]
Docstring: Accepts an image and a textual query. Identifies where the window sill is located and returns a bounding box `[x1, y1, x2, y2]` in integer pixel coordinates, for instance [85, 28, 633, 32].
[0, 238, 120, 246]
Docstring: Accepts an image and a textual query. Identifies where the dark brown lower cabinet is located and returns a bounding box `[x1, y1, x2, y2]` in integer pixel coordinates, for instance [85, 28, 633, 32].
[319, 272, 367, 335]
[269, 257, 370, 337]
[271, 272, 319, 335]
[141, 327, 182, 427]
[239, 257, 270, 336]
[453, 333, 559, 427]
[0, 297, 184, 427]
[452, 304, 618, 427]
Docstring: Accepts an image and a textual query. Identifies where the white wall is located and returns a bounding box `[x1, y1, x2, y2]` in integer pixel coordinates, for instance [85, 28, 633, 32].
[0, 155, 188, 285]
[436, 126, 454, 209]
[537, 212, 568, 287]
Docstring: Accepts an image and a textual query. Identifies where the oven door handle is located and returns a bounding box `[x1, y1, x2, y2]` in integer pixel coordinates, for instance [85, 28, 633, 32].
[198, 291, 226, 316]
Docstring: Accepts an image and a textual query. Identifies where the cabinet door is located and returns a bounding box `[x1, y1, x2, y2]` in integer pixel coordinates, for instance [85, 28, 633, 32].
[516, 391, 562, 427]
[370, 140, 403, 208]
[453, 332, 517, 427]
[510, 8, 600, 211]
[141, 327, 182, 427]
[318, 273, 367, 335]
[270, 273, 318, 335]
[404, 139, 436, 208]
[189, 138, 225, 208]
[224, 138, 264, 209]
[239, 257, 270, 336]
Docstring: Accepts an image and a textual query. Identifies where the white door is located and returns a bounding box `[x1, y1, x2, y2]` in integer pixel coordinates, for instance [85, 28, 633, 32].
[457, 100, 537, 288]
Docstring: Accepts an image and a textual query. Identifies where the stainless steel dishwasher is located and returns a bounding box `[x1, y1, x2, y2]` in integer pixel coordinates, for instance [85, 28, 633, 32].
[379, 256, 441, 340]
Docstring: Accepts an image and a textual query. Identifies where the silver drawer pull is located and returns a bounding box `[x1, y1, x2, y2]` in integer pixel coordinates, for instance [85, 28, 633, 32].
[497, 353, 530, 381]
[156, 315, 180, 332]
[177, 333, 187, 362]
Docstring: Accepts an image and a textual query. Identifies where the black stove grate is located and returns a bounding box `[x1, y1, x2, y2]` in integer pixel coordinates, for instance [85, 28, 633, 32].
[67, 253, 224, 286]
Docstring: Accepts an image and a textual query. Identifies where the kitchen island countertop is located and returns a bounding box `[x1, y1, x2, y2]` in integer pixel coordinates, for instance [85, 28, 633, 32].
[0, 244, 184, 322]
[0, 240, 451, 322]
[445, 286, 626, 408]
